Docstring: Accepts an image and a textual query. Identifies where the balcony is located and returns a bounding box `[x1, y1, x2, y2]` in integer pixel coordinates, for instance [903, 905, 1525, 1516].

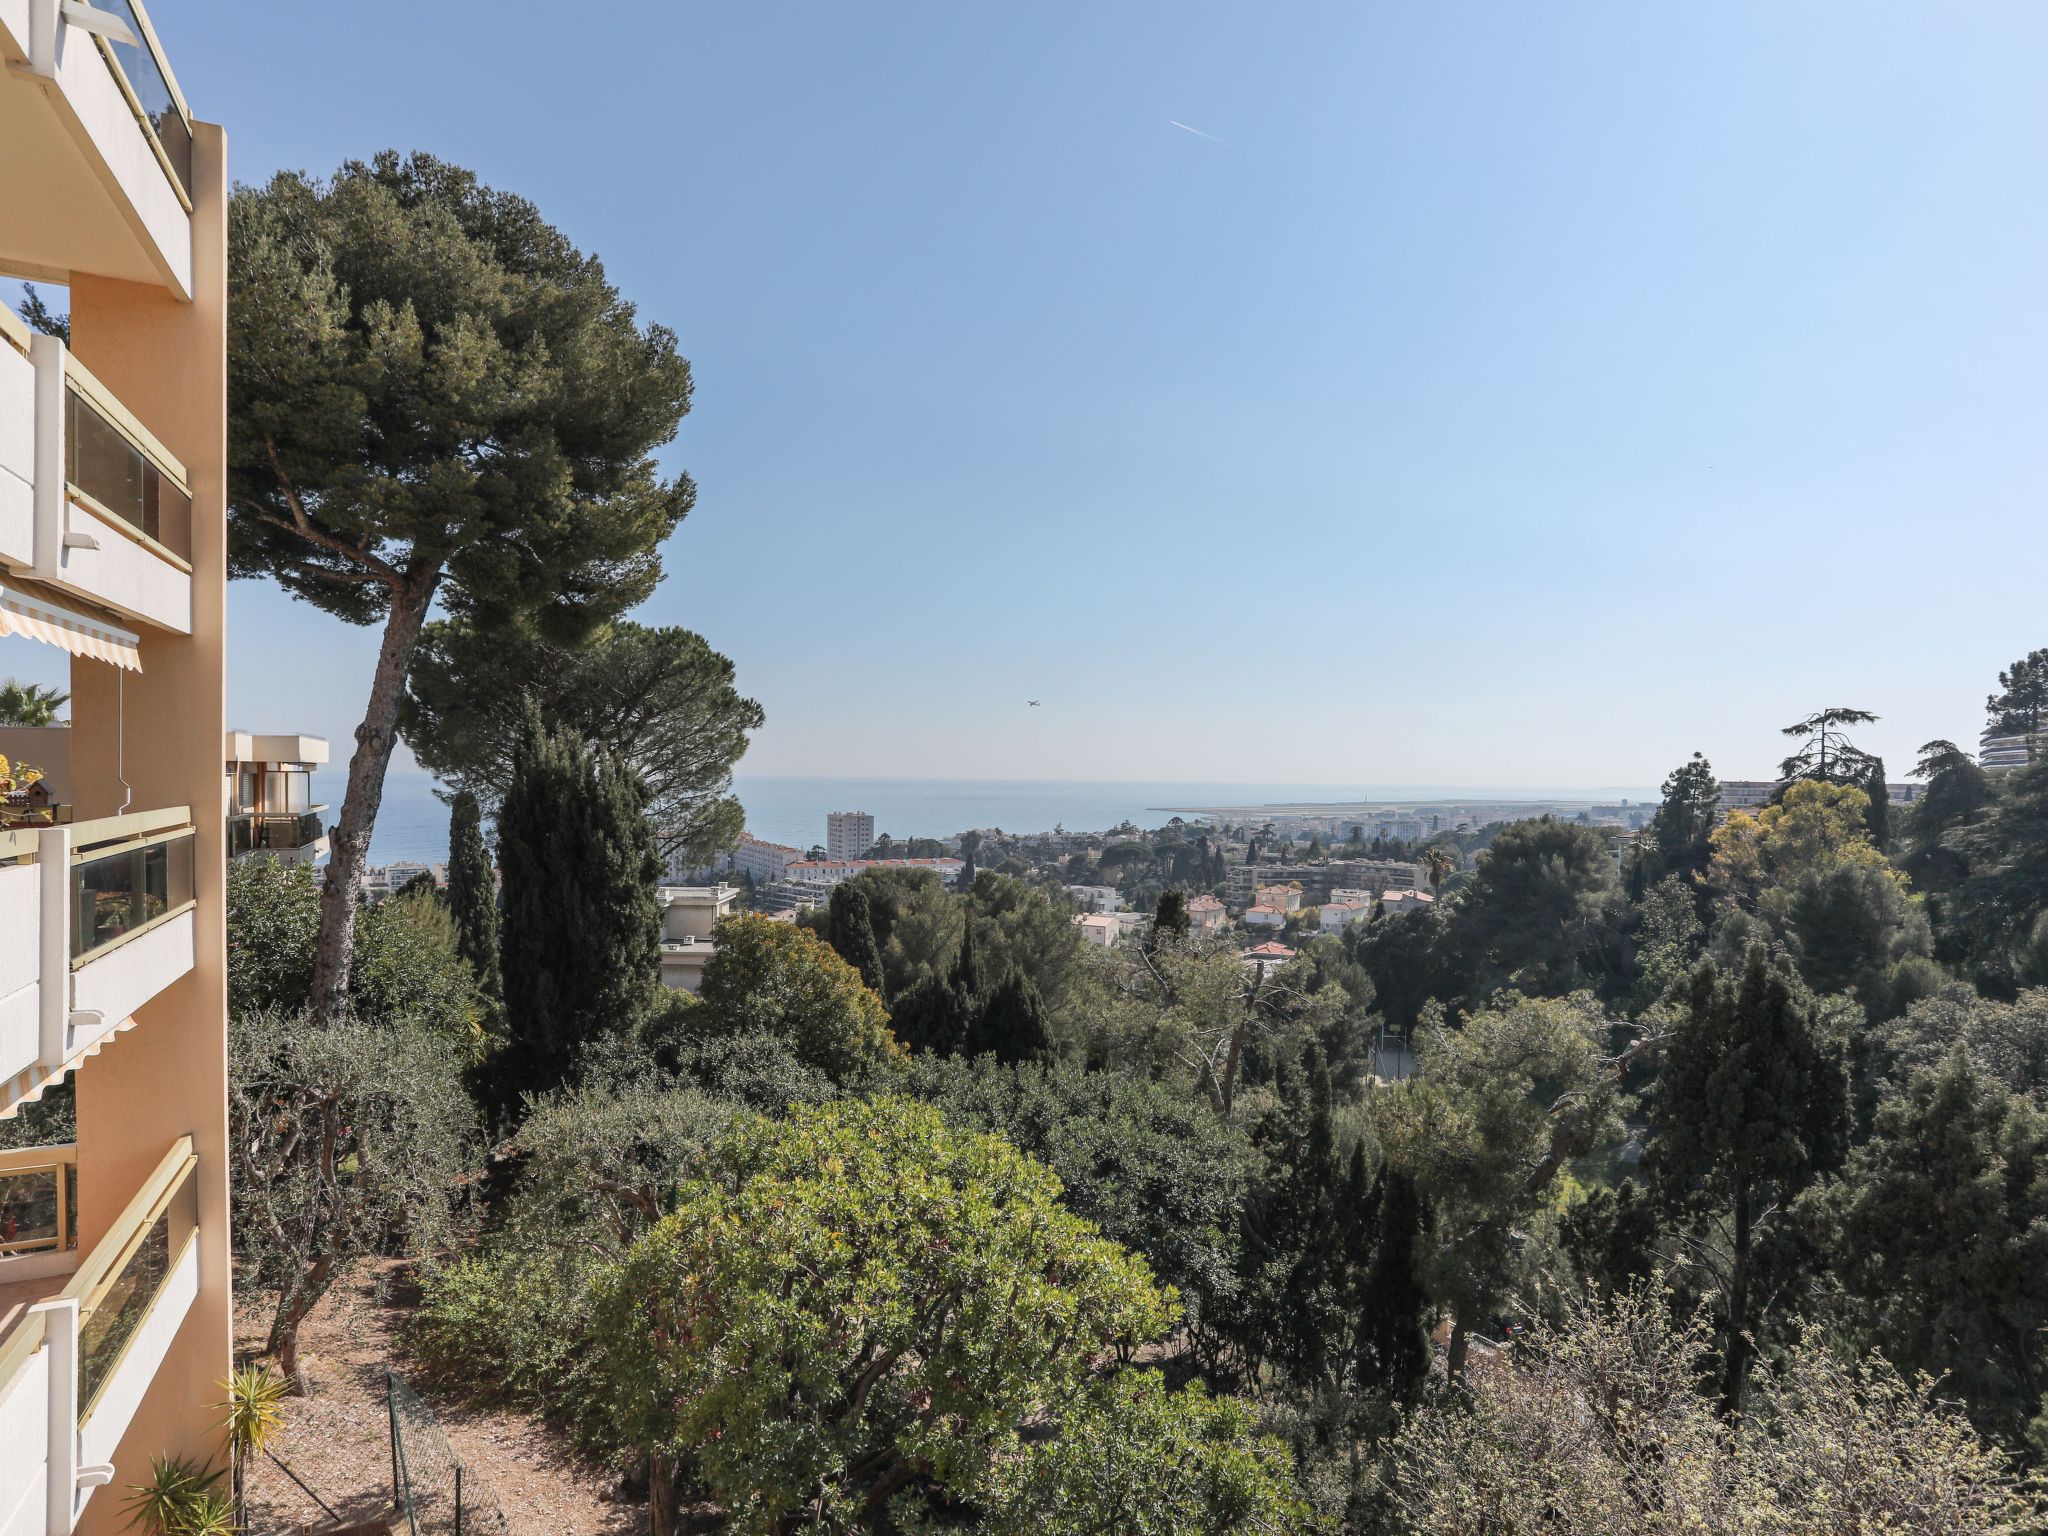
[0, 309, 192, 636]
[0, 0, 195, 297]
[0, 1137, 199, 1535]
[227, 808, 328, 864]
[0, 807, 196, 1116]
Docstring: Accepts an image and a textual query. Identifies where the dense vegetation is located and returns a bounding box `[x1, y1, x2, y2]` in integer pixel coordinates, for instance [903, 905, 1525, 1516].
[212, 149, 2048, 1536]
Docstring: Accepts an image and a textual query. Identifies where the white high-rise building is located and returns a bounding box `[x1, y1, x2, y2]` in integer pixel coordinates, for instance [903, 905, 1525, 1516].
[827, 810, 875, 860]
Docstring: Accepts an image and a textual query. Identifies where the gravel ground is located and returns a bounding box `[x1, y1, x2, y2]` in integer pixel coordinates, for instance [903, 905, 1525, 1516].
[239, 1260, 642, 1536]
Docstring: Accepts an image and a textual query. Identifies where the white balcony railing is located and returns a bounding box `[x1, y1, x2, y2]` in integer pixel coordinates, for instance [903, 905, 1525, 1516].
[0, 0, 195, 297]
[0, 308, 193, 636]
[0, 807, 197, 1116]
[0, 1136, 199, 1535]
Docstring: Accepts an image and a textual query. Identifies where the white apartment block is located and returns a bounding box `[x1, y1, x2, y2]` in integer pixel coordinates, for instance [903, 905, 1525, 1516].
[729, 832, 803, 887]
[826, 810, 874, 861]
[657, 884, 738, 994]
[1065, 884, 1123, 912]
[787, 857, 965, 890]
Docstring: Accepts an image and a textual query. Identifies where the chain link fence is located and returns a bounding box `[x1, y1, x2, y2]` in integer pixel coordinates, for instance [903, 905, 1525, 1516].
[387, 1370, 513, 1536]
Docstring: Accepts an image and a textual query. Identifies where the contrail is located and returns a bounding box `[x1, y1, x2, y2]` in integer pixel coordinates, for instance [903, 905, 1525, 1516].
[1168, 119, 1227, 145]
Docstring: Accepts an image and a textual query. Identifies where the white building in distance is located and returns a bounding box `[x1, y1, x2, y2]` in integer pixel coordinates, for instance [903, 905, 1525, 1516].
[1066, 884, 1123, 912]
[827, 811, 875, 861]
[658, 884, 739, 994]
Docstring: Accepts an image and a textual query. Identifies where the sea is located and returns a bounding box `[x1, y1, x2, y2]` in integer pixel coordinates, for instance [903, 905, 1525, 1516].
[316, 770, 1664, 867]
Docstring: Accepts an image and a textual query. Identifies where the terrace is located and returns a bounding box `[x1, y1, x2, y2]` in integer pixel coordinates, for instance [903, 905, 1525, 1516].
[0, 1136, 200, 1534]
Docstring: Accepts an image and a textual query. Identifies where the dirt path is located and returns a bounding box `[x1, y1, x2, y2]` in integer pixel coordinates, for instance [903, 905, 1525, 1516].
[240, 1260, 642, 1536]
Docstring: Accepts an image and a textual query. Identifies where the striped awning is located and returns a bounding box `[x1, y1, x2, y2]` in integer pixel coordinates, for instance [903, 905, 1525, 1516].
[0, 582, 141, 671]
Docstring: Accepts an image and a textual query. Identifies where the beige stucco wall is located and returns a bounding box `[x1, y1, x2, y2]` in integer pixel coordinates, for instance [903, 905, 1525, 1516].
[63, 116, 230, 1533]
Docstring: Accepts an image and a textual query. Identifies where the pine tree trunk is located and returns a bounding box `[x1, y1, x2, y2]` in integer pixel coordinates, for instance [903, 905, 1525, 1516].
[1720, 1188, 1753, 1417]
[1446, 1313, 1469, 1384]
[310, 575, 439, 1020]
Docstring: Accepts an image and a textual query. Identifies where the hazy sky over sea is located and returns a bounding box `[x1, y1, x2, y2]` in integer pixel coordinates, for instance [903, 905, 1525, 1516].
[10, 2, 2045, 787]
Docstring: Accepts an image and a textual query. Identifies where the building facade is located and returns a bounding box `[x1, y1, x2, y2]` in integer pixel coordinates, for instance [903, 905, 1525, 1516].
[223, 731, 328, 864]
[0, 7, 234, 1528]
[825, 811, 874, 861]
[657, 884, 738, 994]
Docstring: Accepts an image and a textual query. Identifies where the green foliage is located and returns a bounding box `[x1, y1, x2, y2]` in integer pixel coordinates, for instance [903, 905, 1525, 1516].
[1378, 993, 1622, 1375]
[970, 872, 1089, 1021]
[1631, 873, 1705, 1012]
[226, 858, 482, 1041]
[1644, 752, 1720, 887]
[15, 283, 68, 345]
[1904, 739, 1998, 896]
[1988, 647, 2048, 737]
[413, 1080, 734, 1451]
[1380, 1284, 2031, 1534]
[825, 881, 887, 996]
[906, 1054, 1254, 1334]
[967, 970, 1053, 1064]
[353, 891, 488, 1050]
[592, 1097, 1175, 1532]
[225, 856, 319, 1017]
[122, 1455, 230, 1536]
[1818, 1050, 2048, 1450]
[990, 1370, 1321, 1535]
[1778, 705, 1881, 786]
[494, 710, 663, 1109]
[1559, 1179, 1658, 1298]
[0, 677, 67, 726]
[400, 619, 758, 863]
[1446, 816, 1617, 999]
[695, 913, 901, 1080]
[1647, 949, 1847, 1412]
[227, 150, 692, 633]
[446, 789, 500, 999]
[1154, 888, 1191, 943]
[1951, 758, 2048, 975]
[228, 1009, 476, 1382]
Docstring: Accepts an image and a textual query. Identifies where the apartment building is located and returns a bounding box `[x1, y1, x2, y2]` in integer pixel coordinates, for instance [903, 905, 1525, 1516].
[1185, 893, 1227, 933]
[785, 856, 965, 890]
[825, 810, 873, 861]
[0, 6, 232, 1532]
[727, 832, 803, 887]
[656, 884, 738, 994]
[224, 732, 327, 864]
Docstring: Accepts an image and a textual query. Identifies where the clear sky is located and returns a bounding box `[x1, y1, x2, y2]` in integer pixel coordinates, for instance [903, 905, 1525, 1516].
[11, 2, 2048, 788]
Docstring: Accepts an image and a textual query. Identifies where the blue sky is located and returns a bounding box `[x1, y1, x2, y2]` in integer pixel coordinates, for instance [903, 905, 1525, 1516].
[11, 1, 2048, 788]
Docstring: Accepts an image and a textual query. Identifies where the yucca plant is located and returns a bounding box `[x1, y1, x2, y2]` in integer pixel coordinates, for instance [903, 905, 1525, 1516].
[220, 1363, 289, 1529]
[121, 1454, 224, 1536]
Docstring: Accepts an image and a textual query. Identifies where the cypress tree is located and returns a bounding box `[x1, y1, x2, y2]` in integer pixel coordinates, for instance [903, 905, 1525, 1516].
[967, 971, 1052, 1064]
[446, 790, 500, 999]
[953, 914, 981, 1001]
[890, 974, 971, 1057]
[1153, 889, 1190, 947]
[494, 710, 663, 1112]
[1864, 758, 1892, 851]
[826, 883, 887, 998]
[1647, 947, 1847, 1415]
[1359, 1167, 1432, 1403]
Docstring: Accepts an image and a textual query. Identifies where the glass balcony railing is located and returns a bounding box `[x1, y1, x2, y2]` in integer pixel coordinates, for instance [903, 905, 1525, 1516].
[79, 1, 192, 200]
[228, 809, 326, 857]
[71, 826, 196, 962]
[69, 1137, 196, 1423]
[66, 381, 192, 561]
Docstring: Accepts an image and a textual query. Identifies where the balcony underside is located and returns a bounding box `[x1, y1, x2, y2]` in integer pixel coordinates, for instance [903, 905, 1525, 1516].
[0, 1, 192, 298]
